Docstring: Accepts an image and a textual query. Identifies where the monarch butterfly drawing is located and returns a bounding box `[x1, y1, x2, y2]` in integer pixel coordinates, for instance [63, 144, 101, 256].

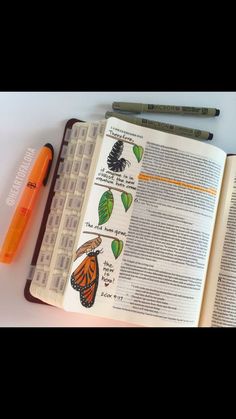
[74, 236, 102, 261]
[71, 249, 102, 308]
[107, 140, 130, 172]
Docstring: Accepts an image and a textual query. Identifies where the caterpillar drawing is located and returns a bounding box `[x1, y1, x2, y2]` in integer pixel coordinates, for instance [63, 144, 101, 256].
[107, 140, 130, 172]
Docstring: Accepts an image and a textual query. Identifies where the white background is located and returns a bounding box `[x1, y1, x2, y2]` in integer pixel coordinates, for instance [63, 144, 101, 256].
[0, 91, 235, 326]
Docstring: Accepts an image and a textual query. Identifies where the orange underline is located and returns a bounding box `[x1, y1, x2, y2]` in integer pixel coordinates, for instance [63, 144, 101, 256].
[138, 173, 217, 196]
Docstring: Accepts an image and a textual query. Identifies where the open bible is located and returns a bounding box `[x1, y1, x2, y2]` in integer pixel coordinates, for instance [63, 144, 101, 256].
[26, 117, 236, 327]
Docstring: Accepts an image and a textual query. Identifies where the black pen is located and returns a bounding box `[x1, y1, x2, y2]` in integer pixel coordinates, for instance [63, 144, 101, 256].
[112, 102, 220, 117]
[105, 112, 213, 141]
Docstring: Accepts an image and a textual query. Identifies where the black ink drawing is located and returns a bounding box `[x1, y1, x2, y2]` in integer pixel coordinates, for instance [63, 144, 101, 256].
[107, 141, 130, 172]
[71, 249, 102, 308]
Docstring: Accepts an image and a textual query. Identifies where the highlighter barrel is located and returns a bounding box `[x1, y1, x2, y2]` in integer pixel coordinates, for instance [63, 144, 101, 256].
[0, 143, 53, 264]
[0, 209, 32, 263]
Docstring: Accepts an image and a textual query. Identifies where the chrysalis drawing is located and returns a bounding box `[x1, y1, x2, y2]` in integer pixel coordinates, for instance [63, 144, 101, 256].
[74, 236, 102, 260]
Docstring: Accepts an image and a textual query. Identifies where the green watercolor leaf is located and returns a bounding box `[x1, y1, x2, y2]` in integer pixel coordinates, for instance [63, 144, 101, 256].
[111, 239, 124, 259]
[98, 190, 114, 225]
[133, 145, 144, 163]
[121, 192, 133, 212]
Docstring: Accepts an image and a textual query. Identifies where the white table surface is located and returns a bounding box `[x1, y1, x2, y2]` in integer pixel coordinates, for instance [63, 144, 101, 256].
[0, 91, 235, 327]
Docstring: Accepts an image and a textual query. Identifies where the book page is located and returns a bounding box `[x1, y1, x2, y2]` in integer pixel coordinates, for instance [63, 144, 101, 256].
[200, 156, 236, 327]
[63, 117, 226, 327]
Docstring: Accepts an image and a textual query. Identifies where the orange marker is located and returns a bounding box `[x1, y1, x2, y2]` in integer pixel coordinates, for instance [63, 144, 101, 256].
[0, 143, 54, 264]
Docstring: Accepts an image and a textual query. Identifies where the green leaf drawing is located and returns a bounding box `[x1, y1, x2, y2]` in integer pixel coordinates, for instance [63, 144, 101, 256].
[98, 190, 114, 225]
[133, 145, 144, 163]
[111, 239, 124, 259]
[121, 192, 133, 212]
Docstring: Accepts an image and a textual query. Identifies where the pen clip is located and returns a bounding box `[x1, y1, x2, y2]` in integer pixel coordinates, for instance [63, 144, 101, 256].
[43, 158, 53, 186]
[43, 144, 54, 186]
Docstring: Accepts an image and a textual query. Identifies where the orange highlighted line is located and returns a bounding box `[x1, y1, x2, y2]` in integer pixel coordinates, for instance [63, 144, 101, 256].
[138, 172, 217, 196]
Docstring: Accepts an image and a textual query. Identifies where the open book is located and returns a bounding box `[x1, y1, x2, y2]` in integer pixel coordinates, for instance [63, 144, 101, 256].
[26, 117, 236, 327]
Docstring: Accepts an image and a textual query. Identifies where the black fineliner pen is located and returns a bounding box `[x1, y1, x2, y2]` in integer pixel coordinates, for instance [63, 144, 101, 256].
[112, 102, 220, 117]
[105, 112, 213, 141]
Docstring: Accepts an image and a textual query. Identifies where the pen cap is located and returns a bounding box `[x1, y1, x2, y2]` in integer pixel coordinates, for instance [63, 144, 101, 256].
[112, 102, 143, 113]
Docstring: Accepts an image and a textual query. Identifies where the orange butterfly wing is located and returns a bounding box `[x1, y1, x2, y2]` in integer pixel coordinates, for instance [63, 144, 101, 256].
[71, 251, 99, 308]
[80, 280, 98, 308]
